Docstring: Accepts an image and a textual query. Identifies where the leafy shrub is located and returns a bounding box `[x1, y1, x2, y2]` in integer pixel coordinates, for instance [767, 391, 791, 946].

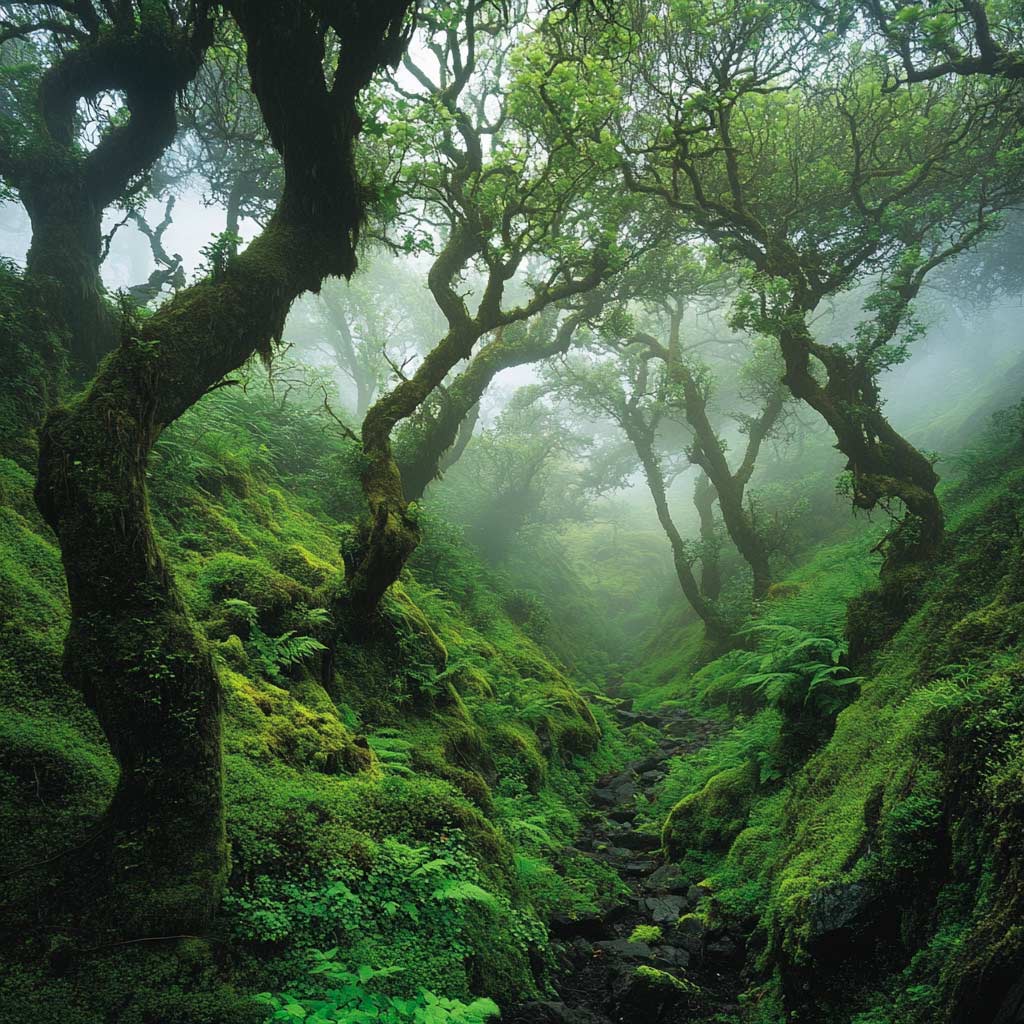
[257, 950, 499, 1023]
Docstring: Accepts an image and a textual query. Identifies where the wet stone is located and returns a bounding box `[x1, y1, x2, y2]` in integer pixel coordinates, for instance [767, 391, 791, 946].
[644, 863, 688, 895]
[643, 894, 686, 923]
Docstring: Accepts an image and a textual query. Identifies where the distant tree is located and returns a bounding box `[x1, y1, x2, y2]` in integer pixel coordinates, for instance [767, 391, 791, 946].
[854, 0, 1024, 82]
[548, 349, 732, 637]
[543, 1, 1023, 570]
[0, 2, 213, 374]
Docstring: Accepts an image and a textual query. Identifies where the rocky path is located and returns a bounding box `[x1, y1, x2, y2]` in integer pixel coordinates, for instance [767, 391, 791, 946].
[505, 703, 744, 1024]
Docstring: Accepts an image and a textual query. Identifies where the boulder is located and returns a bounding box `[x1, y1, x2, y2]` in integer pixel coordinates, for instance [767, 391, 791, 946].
[549, 911, 611, 941]
[610, 966, 702, 1023]
[644, 864, 689, 895]
[643, 894, 686, 923]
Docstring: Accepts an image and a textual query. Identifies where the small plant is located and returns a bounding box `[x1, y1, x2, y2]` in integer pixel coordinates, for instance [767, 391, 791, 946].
[629, 924, 663, 944]
[223, 598, 327, 682]
[367, 728, 415, 774]
[733, 623, 862, 714]
[256, 948, 499, 1023]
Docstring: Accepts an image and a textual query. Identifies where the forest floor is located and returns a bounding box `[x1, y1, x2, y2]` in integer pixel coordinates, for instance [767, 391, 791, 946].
[506, 702, 745, 1024]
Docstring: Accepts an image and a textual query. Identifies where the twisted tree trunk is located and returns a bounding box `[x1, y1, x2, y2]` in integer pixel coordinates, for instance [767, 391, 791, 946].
[626, 419, 730, 639]
[34, 0, 413, 935]
[693, 472, 722, 601]
[399, 301, 595, 502]
[778, 317, 943, 568]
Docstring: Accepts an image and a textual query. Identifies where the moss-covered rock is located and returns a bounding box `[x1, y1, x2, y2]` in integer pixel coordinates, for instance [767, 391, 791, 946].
[662, 760, 758, 861]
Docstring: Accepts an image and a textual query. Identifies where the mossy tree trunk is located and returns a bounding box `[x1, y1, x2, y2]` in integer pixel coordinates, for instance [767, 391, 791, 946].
[34, 0, 414, 936]
[624, 413, 731, 640]
[693, 472, 722, 602]
[633, 325, 785, 600]
[347, 220, 607, 618]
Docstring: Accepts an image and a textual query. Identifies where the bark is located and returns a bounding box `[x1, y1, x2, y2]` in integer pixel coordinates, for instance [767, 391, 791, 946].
[33, 0, 414, 935]
[624, 417, 730, 638]
[635, 326, 784, 599]
[9, 18, 213, 377]
[693, 472, 722, 601]
[322, 288, 377, 418]
[778, 316, 943, 568]
[348, 216, 607, 617]
[437, 400, 480, 477]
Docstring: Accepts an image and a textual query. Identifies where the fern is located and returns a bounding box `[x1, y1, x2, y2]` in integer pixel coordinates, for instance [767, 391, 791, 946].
[733, 623, 862, 709]
[222, 598, 327, 683]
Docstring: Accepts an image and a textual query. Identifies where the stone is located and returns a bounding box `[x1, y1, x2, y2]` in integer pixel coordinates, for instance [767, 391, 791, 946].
[643, 894, 686, 923]
[593, 938, 652, 961]
[623, 859, 657, 877]
[617, 829, 661, 852]
[651, 945, 691, 970]
[664, 719, 693, 737]
[675, 914, 706, 955]
[607, 806, 637, 823]
[687, 883, 710, 905]
[610, 966, 702, 1023]
[705, 934, 741, 962]
[501, 1001, 610, 1024]
[644, 864, 688, 895]
[549, 911, 610, 941]
[640, 769, 665, 784]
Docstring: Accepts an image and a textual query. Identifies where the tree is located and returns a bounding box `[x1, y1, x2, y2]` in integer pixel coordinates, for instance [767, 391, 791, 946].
[33, 0, 416, 936]
[0, 2, 213, 375]
[396, 291, 606, 501]
[854, 0, 1024, 82]
[609, 244, 791, 599]
[548, 349, 732, 638]
[553, 1, 1023, 570]
[345, 0, 626, 617]
[287, 254, 441, 420]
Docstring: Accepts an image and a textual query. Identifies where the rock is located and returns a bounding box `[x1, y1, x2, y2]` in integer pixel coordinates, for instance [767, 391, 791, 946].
[675, 913, 707, 955]
[687, 884, 710, 906]
[705, 934, 741, 963]
[591, 787, 617, 808]
[607, 806, 637, 823]
[593, 938, 652, 961]
[627, 755, 663, 774]
[617, 830, 660, 852]
[643, 895, 686, 923]
[644, 864, 688, 895]
[549, 911, 610, 941]
[591, 844, 634, 864]
[623, 859, 657, 877]
[610, 965, 702, 1023]
[664, 719, 693, 737]
[651, 945, 691, 970]
[501, 1001, 610, 1024]
[640, 769, 665, 784]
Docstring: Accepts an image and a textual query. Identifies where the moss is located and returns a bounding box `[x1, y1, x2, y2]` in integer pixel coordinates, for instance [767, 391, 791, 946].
[275, 542, 344, 591]
[662, 760, 759, 861]
[197, 551, 310, 618]
[222, 668, 371, 775]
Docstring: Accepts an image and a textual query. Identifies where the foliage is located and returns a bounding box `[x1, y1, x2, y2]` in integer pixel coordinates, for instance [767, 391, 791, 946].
[223, 599, 327, 684]
[257, 950, 499, 1024]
